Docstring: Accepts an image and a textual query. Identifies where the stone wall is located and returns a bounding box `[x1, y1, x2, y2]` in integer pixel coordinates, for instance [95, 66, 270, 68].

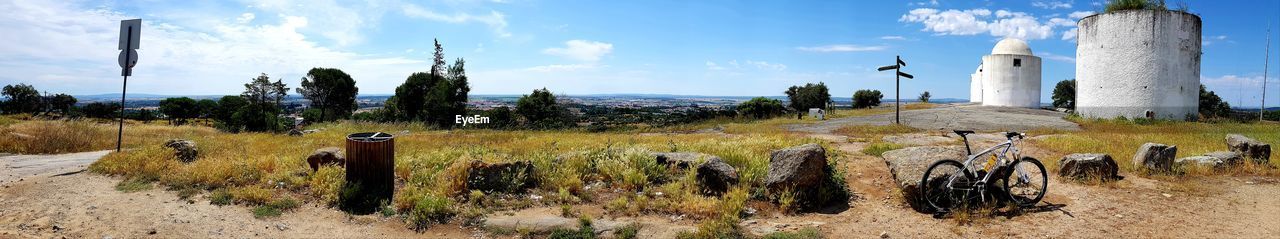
[1076, 10, 1201, 120]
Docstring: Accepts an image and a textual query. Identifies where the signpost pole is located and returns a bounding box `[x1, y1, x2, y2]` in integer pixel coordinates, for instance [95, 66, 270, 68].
[895, 55, 901, 125]
[117, 26, 132, 152]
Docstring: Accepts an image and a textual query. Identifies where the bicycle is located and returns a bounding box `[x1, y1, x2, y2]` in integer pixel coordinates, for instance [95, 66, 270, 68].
[919, 130, 1047, 213]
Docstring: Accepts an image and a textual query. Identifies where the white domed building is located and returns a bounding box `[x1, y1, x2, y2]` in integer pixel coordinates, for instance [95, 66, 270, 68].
[969, 38, 1042, 108]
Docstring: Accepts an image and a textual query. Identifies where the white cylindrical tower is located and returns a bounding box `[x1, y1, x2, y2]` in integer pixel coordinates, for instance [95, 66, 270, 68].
[1076, 10, 1201, 120]
[980, 39, 1042, 108]
[970, 65, 983, 103]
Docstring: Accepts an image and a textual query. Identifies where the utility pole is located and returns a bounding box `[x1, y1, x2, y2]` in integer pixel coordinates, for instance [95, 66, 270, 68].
[878, 56, 913, 124]
[1263, 26, 1272, 122]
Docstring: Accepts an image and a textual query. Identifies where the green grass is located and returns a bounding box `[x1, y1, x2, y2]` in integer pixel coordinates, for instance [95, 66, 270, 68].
[763, 228, 824, 239]
[252, 197, 300, 218]
[1029, 118, 1279, 174]
[861, 142, 904, 157]
[114, 177, 153, 192]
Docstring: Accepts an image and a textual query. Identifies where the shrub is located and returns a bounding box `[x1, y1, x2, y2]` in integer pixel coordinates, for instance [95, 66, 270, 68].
[1051, 79, 1075, 110]
[209, 188, 234, 206]
[408, 194, 455, 231]
[1104, 0, 1167, 13]
[861, 142, 903, 157]
[253, 197, 301, 218]
[516, 88, 574, 129]
[784, 82, 832, 111]
[1199, 85, 1231, 119]
[231, 185, 273, 205]
[852, 90, 883, 109]
[115, 177, 153, 192]
[917, 91, 931, 103]
[309, 166, 344, 206]
[763, 228, 823, 239]
[736, 97, 787, 119]
[548, 216, 594, 239]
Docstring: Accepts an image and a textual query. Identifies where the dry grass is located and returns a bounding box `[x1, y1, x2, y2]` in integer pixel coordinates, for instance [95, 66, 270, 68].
[1029, 118, 1279, 174]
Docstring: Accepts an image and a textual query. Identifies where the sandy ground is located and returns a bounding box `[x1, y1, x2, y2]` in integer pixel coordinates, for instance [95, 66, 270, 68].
[2, 105, 1278, 238]
[790, 104, 1082, 134]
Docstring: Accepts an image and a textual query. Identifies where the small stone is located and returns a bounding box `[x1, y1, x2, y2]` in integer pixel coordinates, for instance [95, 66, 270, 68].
[148, 229, 157, 234]
[1114, 214, 1123, 218]
[1161, 193, 1172, 198]
[275, 223, 289, 231]
[880, 231, 890, 238]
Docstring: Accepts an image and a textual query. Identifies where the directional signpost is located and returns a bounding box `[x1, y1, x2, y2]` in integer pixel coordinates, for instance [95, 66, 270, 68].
[878, 56, 912, 124]
[117, 19, 141, 152]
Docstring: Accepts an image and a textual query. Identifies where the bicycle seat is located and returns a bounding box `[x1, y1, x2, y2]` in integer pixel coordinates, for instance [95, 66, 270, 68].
[953, 130, 975, 136]
[1005, 131, 1024, 139]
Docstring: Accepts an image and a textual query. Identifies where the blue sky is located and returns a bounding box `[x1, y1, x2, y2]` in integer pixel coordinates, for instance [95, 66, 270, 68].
[1, 0, 1278, 106]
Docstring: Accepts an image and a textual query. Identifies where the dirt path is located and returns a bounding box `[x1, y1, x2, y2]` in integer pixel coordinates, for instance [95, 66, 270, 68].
[0, 151, 475, 238]
[769, 111, 1280, 238]
[789, 104, 1081, 134]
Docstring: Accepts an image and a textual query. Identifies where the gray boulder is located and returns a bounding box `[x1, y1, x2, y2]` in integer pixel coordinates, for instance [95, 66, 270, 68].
[466, 160, 536, 193]
[1175, 151, 1245, 170]
[163, 139, 198, 163]
[1133, 143, 1177, 172]
[881, 145, 966, 210]
[306, 147, 345, 171]
[652, 152, 716, 168]
[1226, 134, 1271, 164]
[287, 129, 304, 137]
[764, 144, 828, 194]
[1058, 153, 1120, 181]
[695, 157, 739, 196]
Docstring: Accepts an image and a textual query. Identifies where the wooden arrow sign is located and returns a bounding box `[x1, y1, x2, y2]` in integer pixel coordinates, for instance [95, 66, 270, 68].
[877, 65, 899, 71]
[897, 58, 906, 67]
[898, 72, 914, 79]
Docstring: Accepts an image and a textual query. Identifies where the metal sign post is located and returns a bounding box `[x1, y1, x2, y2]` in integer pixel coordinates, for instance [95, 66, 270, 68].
[878, 55, 912, 124]
[117, 19, 141, 152]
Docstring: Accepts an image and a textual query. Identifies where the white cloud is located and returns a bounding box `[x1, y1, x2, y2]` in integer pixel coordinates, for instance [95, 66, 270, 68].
[911, 0, 940, 6]
[900, 8, 1074, 40]
[542, 40, 614, 62]
[706, 61, 726, 71]
[1061, 28, 1078, 41]
[1203, 35, 1233, 46]
[402, 4, 511, 38]
[524, 64, 597, 72]
[1031, 1, 1073, 9]
[0, 0, 426, 95]
[880, 35, 907, 40]
[235, 13, 255, 24]
[796, 44, 887, 52]
[1039, 52, 1075, 62]
[1068, 11, 1095, 19]
[745, 61, 787, 71]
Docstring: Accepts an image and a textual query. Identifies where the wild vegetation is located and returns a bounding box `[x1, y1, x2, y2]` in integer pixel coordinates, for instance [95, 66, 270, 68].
[851, 89, 884, 109]
[1030, 116, 1278, 174]
[1051, 79, 1075, 110]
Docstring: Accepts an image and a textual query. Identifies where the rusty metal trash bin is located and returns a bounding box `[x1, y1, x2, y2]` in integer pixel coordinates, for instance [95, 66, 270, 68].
[342, 132, 394, 213]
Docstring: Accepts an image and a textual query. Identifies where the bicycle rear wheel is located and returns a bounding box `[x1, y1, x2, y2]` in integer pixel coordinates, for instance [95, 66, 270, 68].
[920, 159, 971, 212]
[1002, 157, 1047, 207]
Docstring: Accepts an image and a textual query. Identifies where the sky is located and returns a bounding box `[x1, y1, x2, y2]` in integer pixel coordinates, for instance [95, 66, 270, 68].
[1, 0, 1279, 106]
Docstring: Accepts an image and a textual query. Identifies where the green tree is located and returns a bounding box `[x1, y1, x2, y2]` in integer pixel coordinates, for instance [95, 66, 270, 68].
[1199, 85, 1231, 119]
[516, 88, 572, 129]
[784, 82, 832, 112]
[1051, 79, 1076, 110]
[82, 102, 119, 119]
[159, 97, 199, 125]
[297, 67, 359, 122]
[215, 95, 249, 131]
[737, 97, 787, 119]
[196, 99, 217, 120]
[388, 39, 470, 128]
[130, 108, 157, 123]
[918, 91, 932, 103]
[238, 73, 290, 132]
[852, 89, 884, 109]
[2, 84, 42, 114]
[47, 93, 77, 116]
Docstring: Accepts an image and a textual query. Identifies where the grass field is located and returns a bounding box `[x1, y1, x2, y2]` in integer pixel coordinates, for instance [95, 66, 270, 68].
[1029, 117, 1279, 175]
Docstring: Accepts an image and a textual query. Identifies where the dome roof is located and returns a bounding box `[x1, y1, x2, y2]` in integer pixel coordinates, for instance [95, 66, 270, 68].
[991, 38, 1033, 55]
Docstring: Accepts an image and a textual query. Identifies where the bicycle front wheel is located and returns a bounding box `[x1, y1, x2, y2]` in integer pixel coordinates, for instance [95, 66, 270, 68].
[920, 159, 970, 212]
[1002, 157, 1047, 207]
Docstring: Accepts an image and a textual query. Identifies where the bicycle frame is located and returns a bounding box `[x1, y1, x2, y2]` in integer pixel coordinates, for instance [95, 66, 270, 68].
[943, 135, 1030, 199]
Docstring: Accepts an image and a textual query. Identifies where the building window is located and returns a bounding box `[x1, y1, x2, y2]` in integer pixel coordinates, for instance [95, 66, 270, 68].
[1013, 59, 1022, 67]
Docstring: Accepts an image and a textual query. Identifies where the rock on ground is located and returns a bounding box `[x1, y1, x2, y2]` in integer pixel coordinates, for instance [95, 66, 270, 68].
[287, 129, 303, 137]
[881, 146, 966, 211]
[765, 144, 828, 194]
[652, 152, 716, 169]
[1176, 151, 1245, 170]
[1226, 134, 1272, 164]
[163, 139, 198, 163]
[1058, 153, 1120, 181]
[306, 147, 345, 171]
[1133, 143, 1177, 172]
[466, 160, 536, 193]
[695, 157, 738, 196]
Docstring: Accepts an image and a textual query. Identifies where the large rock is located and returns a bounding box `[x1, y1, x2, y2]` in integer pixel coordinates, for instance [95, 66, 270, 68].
[163, 139, 198, 163]
[695, 157, 739, 196]
[1133, 143, 1177, 172]
[306, 147, 345, 171]
[764, 144, 828, 193]
[466, 160, 536, 193]
[1226, 134, 1272, 164]
[881, 145, 966, 210]
[1175, 151, 1245, 169]
[652, 152, 716, 168]
[287, 129, 304, 137]
[765, 144, 847, 210]
[1058, 153, 1120, 181]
